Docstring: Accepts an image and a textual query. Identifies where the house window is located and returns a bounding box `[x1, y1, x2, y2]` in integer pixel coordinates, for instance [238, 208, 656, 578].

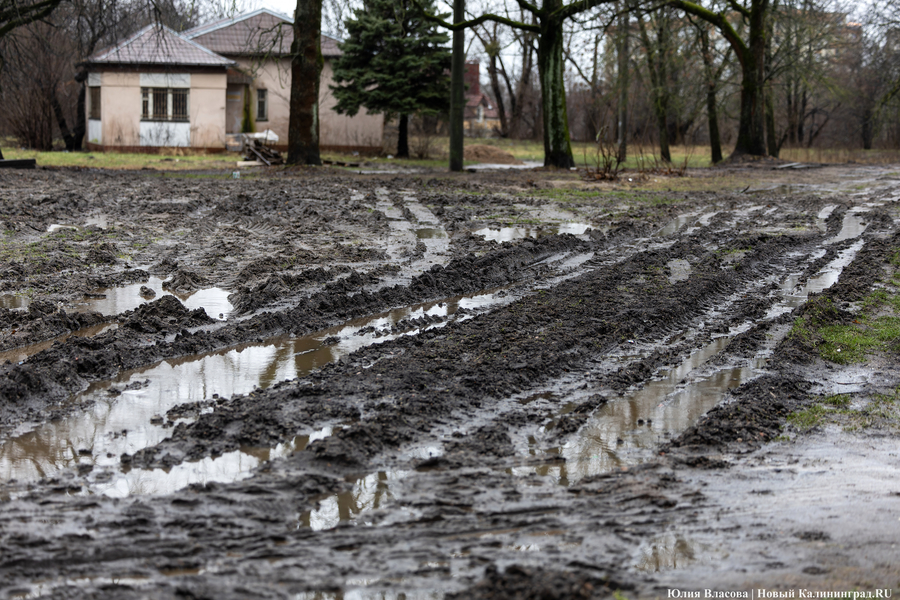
[141, 87, 190, 121]
[257, 89, 267, 121]
[89, 87, 101, 120]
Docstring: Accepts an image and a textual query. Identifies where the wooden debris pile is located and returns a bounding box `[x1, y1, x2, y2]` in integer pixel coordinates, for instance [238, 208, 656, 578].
[243, 139, 283, 166]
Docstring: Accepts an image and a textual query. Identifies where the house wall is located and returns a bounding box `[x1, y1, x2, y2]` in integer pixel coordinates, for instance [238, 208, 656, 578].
[233, 57, 383, 153]
[86, 70, 227, 151]
[190, 73, 228, 148]
[98, 71, 141, 147]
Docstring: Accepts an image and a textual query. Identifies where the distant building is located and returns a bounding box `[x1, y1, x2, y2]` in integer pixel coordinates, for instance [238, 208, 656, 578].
[463, 62, 500, 137]
[81, 10, 383, 154]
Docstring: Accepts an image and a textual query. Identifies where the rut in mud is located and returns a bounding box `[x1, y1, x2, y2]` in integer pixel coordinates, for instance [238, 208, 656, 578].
[1, 165, 899, 599]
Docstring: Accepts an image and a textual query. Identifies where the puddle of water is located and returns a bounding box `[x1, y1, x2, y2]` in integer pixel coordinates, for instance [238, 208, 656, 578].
[293, 589, 441, 600]
[0, 294, 29, 310]
[73, 276, 232, 320]
[655, 214, 694, 237]
[415, 228, 446, 239]
[0, 323, 117, 365]
[543, 235, 870, 484]
[666, 259, 692, 283]
[474, 223, 591, 243]
[816, 205, 837, 231]
[46, 224, 78, 233]
[47, 216, 108, 233]
[543, 337, 765, 483]
[635, 532, 705, 572]
[90, 429, 331, 498]
[765, 239, 865, 319]
[0, 289, 511, 489]
[299, 470, 413, 531]
[827, 212, 867, 244]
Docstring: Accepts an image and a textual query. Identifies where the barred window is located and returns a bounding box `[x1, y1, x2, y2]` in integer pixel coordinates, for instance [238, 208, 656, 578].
[141, 87, 190, 121]
[89, 87, 101, 120]
[172, 88, 188, 120]
[257, 89, 267, 121]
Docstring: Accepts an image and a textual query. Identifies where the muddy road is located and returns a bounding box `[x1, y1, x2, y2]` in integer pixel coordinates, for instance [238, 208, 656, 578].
[0, 163, 899, 599]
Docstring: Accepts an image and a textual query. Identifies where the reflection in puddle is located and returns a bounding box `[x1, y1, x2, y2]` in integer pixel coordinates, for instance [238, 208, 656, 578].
[766, 239, 865, 319]
[636, 532, 703, 572]
[91, 429, 331, 498]
[655, 212, 701, 237]
[546, 234, 869, 484]
[299, 470, 413, 531]
[828, 210, 868, 244]
[0, 289, 510, 488]
[816, 205, 837, 231]
[544, 337, 765, 483]
[0, 294, 29, 310]
[73, 276, 233, 320]
[474, 222, 591, 243]
[415, 228, 447, 239]
[0, 323, 117, 365]
[293, 589, 442, 600]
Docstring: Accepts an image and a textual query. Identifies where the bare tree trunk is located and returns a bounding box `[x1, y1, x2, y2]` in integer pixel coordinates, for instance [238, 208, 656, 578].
[51, 92, 76, 150]
[537, 8, 574, 168]
[616, 5, 628, 161]
[698, 26, 723, 163]
[287, 0, 323, 165]
[448, 0, 464, 170]
[398, 113, 409, 158]
[487, 53, 508, 136]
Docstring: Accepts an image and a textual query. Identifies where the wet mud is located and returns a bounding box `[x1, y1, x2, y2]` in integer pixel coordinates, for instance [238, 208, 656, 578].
[0, 164, 899, 598]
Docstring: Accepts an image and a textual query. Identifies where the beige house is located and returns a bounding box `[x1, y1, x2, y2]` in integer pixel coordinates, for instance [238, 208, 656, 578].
[83, 10, 383, 153]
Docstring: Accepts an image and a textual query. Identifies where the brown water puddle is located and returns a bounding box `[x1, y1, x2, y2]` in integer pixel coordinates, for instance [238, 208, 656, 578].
[0, 322, 117, 366]
[0, 289, 509, 491]
[0, 294, 29, 310]
[72, 276, 233, 320]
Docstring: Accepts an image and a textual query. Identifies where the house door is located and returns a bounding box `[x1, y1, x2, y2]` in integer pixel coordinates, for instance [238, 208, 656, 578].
[226, 85, 243, 134]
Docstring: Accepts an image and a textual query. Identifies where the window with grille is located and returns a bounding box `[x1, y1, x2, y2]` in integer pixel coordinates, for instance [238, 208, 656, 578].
[141, 87, 190, 121]
[257, 89, 267, 121]
[89, 87, 101, 120]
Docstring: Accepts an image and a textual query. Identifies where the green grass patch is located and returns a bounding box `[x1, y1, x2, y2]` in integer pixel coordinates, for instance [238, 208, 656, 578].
[787, 404, 830, 431]
[3, 147, 240, 171]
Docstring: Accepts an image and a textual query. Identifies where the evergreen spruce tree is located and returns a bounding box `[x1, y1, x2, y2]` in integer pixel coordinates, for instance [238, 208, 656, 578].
[331, 0, 451, 158]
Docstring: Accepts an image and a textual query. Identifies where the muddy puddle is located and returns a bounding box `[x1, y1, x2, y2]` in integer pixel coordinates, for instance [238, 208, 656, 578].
[72, 276, 233, 320]
[0, 294, 29, 310]
[0, 322, 117, 365]
[90, 428, 332, 498]
[292, 589, 441, 600]
[524, 227, 871, 484]
[635, 531, 713, 573]
[0, 289, 511, 492]
[534, 336, 768, 484]
[474, 222, 592, 243]
[299, 469, 414, 531]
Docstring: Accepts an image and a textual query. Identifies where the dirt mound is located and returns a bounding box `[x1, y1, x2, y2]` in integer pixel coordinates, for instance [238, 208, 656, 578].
[464, 144, 523, 165]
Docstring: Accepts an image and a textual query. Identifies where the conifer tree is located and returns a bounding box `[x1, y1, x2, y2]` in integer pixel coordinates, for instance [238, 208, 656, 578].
[331, 0, 450, 158]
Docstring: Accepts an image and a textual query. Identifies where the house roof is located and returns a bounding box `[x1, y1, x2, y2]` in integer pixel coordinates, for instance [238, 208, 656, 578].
[85, 25, 235, 67]
[184, 8, 342, 58]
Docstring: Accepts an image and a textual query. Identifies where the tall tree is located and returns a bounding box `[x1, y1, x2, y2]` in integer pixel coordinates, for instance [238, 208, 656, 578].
[422, 0, 619, 168]
[637, 6, 673, 162]
[287, 0, 323, 165]
[669, 0, 771, 157]
[331, 0, 451, 159]
[0, 0, 63, 158]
